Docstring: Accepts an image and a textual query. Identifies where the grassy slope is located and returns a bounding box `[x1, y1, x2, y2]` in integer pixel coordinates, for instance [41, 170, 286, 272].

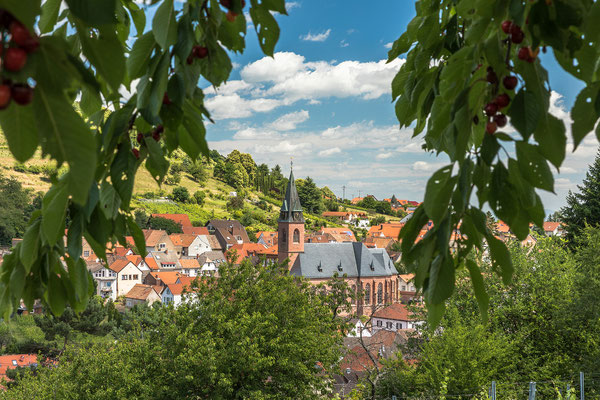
[0, 136, 338, 232]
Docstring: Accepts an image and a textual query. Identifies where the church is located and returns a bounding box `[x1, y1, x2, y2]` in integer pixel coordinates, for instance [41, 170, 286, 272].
[277, 168, 400, 316]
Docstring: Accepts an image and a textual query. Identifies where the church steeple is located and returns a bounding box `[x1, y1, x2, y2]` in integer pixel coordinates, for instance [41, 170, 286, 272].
[277, 164, 305, 267]
[279, 168, 304, 223]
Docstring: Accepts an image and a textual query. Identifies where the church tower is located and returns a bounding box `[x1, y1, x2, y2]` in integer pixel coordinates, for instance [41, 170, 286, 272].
[278, 167, 305, 267]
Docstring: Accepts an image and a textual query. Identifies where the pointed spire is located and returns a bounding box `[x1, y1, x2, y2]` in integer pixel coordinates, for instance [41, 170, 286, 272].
[279, 168, 304, 222]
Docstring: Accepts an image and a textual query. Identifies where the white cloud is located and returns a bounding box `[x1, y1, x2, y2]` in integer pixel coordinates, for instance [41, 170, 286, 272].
[340, 40, 349, 48]
[384, 42, 393, 49]
[267, 110, 309, 131]
[286, 1, 301, 10]
[376, 152, 393, 160]
[412, 161, 446, 172]
[300, 29, 331, 42]
[204, 52, 406, 120]
[318, 147, 342, 157]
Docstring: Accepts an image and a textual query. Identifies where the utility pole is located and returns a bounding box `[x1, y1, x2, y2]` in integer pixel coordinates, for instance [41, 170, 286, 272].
[358, 190, 362, 198]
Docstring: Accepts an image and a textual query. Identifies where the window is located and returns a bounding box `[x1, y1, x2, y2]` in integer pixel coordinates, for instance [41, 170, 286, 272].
[376, 320, 382, 327]
[106, 282, 111, 287]
[122, 275, 128, 280]
[365, 284, 371, 305]
[83, 250, 90, 257]
[159, 243, 166, 250]
[293, 229, 300, 243]
[377, 283, 383, 304]
[133, 275, 138, 280]
[12, 360, 17, 366]
[402, 285, 406, 291]
[396, 322, 401, 330]
[386, 322, 392, 329]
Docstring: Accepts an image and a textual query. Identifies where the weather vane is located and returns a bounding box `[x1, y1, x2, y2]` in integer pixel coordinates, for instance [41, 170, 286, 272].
[290, 157, 293, 171]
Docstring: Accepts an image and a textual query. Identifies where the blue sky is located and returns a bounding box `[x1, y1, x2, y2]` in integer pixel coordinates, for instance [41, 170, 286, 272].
[196, 1, 598, 212]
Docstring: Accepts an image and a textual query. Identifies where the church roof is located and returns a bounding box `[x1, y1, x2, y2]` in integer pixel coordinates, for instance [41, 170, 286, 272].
[289, 243, 397, 279]
[279, 169, 304, 222]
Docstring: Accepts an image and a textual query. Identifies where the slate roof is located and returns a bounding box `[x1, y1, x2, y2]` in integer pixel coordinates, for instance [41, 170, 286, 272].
[290, 243, 397, 279]
[279, 170, 304, 222]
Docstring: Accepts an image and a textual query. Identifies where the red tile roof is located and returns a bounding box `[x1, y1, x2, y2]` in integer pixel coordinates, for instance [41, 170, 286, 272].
[543, 221, 561, 232]
[109, 259, 132, 273]
[368, 223, 404, 239]
[125, 284, 159, 300]
[167, 283, 185, 296]
[151, 214, 192, 227]
[182, 226, 210, 235]
[179, 259, 201, 270]
[169, 234, 198, 247]
[150, 271, 182, 285]
[144, 257, 159, 270]
[373, 303, 415, 321]
[143, 230, 168, 247]
[0, 354, 37, 378]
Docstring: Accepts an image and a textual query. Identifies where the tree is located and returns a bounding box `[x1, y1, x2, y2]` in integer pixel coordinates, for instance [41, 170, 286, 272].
[560, 150, 600, 242]
[193, 190, 205, 206]
[296, 177, 323, 214]
[0, 0, 288, 317]
[5, 261, 350, 399]
[375, 201, 392, 215]
[171, 186, 190, 203]
[358, 196, 378, 210]
[226, 195, 244, 211]
[187, 161, 208, 185]
[147, 217, 182, 234]
[133, 209, 149, 229]
[0, 175, 39, 245]
[391, 1, 600, 324]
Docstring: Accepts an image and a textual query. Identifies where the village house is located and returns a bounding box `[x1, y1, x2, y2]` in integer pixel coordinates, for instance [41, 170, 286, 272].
[0, 354, 38, 382]
[207, 219, 251, 250]
[543, 221, 564, 237]
[124, 284, 161, 308]
[143, 229, 177, 254]
[372, 303, 419, 332]
[367, 222, 404, 240]
[144, 271, 183, 287]
[398, 273, 418, 303]
[169, 233, 211, 257]
[88, 262, 117, 301]
[179, 258, 202, 277]
[148, 251, 182, 270]
[256, 231, 278, 247]
[182, 226, 210, 236]
[108, 259, 143, 297]
[277, 168, 400, 316]
[322, 211, 368, 224]
[161, 283, 185, 307]
[197, 250, 226, 276]
[226, 243, 278, 264]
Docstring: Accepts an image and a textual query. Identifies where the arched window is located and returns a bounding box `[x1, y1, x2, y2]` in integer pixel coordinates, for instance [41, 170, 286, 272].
[351, 284, 356, 304]
[293, 228, 300, 243]
[377, 283, 383, 304]
[391, 281, 395, 302]
[364, 284, 371, 305]
[282, 229, 286, 242]
[385, 281, 389, 304]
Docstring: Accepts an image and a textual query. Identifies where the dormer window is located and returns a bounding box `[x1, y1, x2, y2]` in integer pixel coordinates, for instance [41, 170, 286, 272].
[337, 262, 342, 272]
[370, 261, 375, 271]
[317, 262, 322, 272]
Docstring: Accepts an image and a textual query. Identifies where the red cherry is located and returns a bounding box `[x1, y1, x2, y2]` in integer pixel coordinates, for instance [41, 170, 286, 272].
[501, 20, 512, 34]
[132, 148, 140, 159]
[163, 93, 171, 105]
[503, 76, 518, 90]
[136, 132, 143, 143]
[510, 25, 524, 44]
[155, 125, 164, 134]
[4, 48, 27, 71]
[495, 114, 507, 128]
[186, 55, 194, 65]
[486, 121, 497, 134]
[495, 94, 510, 109]
[241, 0, 246, 7]
[486, 70, 498, 84]
[10, 22, 31, 47]
[152, 131, 160, 141]
[21, 36, 39, 53]
[193, 46, 208, 59]
[11, 84, 33, 105]
[484, 102, 498, 116]
[0, 85, 11, 109]
[518, 47, 530, 61]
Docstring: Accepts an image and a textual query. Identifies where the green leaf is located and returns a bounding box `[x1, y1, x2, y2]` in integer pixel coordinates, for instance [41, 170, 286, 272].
[127, 215, 147, 257]
[424, 165, 456, 224]
[426, 254, 455, 304]
[219, 10, 247, 53]
[33, 87, 97, 204]
[127, 32, 156, 80]
[42, 180, 69, 246]
[99, 180, 121, 220]
[0, 102, 38, 162]
[78, 25, 126, 91]
[509, 89, 541, 139]
[486, 234, 513, 284]
[65, 0, 116, 27]
[46, 273, 67, 316]
[19, 218, 41, 273]
[137, 51, 170, 124]
[200, 43, 233, 87]
[39, 0, 61, 34]
[145, 139, 169, 183]
[571, 84, 600, 149]
[2, 0, 41, 30]
[387, 32, 412, 62]
[9, 263, 26, 303]
[534, 114, 566, 169]
[250, 4, 280, 57]
[466, 259, 489, 323]
[516, 142, 554, 192]
[426, 301, 445, 329]
[67, 258, 89, 312]
[67, 210, 84, 260]
[152, 0, 177, 50]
